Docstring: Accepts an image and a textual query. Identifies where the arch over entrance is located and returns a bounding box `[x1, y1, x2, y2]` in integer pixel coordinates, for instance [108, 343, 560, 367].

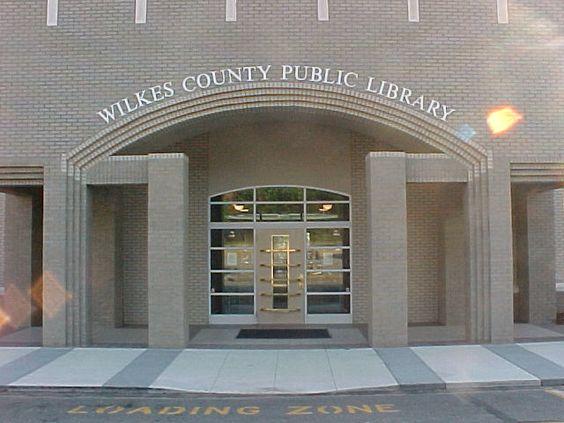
[64, 83, 487, 170]
[44, 83, 513, 348]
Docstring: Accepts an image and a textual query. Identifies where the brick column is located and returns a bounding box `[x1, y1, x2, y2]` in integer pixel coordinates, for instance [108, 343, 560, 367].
[42, 164, 69, 346]
[148, 153, 189, 348]
[487, 157, 514, 342]
[527, 189, 557, 324]
[366, 152, 408, 347]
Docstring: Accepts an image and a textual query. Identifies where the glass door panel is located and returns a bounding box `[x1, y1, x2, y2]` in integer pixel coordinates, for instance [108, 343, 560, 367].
[256, 228, 305, 324]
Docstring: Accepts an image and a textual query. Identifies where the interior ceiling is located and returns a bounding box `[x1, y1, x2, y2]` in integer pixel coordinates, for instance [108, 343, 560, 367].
[117, 107, 441, 156]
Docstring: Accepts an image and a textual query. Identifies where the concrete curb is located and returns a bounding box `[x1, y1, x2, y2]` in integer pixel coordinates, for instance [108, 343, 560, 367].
[3, 379, 562, 395]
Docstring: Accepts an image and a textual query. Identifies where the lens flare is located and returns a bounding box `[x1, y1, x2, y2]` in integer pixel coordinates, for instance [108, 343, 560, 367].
[487, 107, 523, 135]
[41, 272, 73, 318]
[31, 278, 43, 310]
[0, 308, 11, 329]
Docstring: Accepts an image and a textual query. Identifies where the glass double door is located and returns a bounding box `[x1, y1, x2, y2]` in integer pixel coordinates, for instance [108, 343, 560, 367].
[256, 228, 305, 324]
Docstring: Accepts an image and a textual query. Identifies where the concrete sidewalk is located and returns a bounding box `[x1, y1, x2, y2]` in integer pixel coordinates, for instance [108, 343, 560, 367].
[0, 342, 563, 394]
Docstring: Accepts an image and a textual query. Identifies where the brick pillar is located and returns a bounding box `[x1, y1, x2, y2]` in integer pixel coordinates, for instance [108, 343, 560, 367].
[554, 190, 564, 296]
[148, 153, 189, 347]
[527, 189, 557, 324]
[0, 192, 32, 334]
[366, 152, 408, 347]
[42, 164, 69, 346]
[486, 157, 514, 343]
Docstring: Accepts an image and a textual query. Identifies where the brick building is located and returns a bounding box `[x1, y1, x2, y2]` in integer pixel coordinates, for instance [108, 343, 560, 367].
[0, 0, 562, 348]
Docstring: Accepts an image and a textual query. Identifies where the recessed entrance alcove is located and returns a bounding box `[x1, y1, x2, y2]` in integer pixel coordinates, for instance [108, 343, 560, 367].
[85, 105, 472, 348]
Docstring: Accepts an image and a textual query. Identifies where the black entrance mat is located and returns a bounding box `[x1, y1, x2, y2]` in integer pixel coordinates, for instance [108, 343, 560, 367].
[236, 329, 331, 339]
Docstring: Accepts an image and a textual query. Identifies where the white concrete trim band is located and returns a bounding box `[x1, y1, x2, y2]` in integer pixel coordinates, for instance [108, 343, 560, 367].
[135, 0, 148, 24]
[225, 0, 237, 22]
[318, 0, 329, 21]
[408, 0, 420, 23]
[497, 0, 509, 24]
[46, 0, 58, 26]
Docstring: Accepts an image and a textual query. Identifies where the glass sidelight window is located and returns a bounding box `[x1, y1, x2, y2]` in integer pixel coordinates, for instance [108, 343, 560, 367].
[306, 227, 351, 314]
[209, 228, 254, 314]
[308, 295, 351, 314]
[211, 296, 254, 315]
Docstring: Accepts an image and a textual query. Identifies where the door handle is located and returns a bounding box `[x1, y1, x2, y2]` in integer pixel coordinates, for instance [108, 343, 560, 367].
[260, 292, 302, 297]
[260, 307, 300, 313]
[260, 249, 301, 253]
[259, 263, 301, 268]
[259, 278, 303, 283]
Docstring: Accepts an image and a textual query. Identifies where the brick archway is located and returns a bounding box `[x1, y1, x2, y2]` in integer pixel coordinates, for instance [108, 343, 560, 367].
[50, 83, 510, 346]
[65, 83, 487, 170]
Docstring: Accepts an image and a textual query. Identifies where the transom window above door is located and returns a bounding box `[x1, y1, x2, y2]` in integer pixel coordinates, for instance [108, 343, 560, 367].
[210, 186, 350, 223]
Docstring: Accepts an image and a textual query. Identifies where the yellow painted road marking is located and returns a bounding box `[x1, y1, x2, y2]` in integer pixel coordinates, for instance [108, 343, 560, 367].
[67, 405, 262, 416]
[286, 406, 313, 415]
[96, 406, 124, 414]
[67, 403, 399, 416]
[67, 406, 87, 414]
[285, 404, 399, 416]
[158, 407, 185, 415]
[546, 389, 564, 401]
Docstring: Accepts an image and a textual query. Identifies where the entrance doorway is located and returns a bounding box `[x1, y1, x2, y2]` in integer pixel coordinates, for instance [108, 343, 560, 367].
[209, 186, 352, 325]
[256, 228, 305, 324]
[0, 187, 43, 345]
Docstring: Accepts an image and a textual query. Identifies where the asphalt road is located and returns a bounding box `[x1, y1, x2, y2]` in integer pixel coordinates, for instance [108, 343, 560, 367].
[0, 386, 563, 422]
